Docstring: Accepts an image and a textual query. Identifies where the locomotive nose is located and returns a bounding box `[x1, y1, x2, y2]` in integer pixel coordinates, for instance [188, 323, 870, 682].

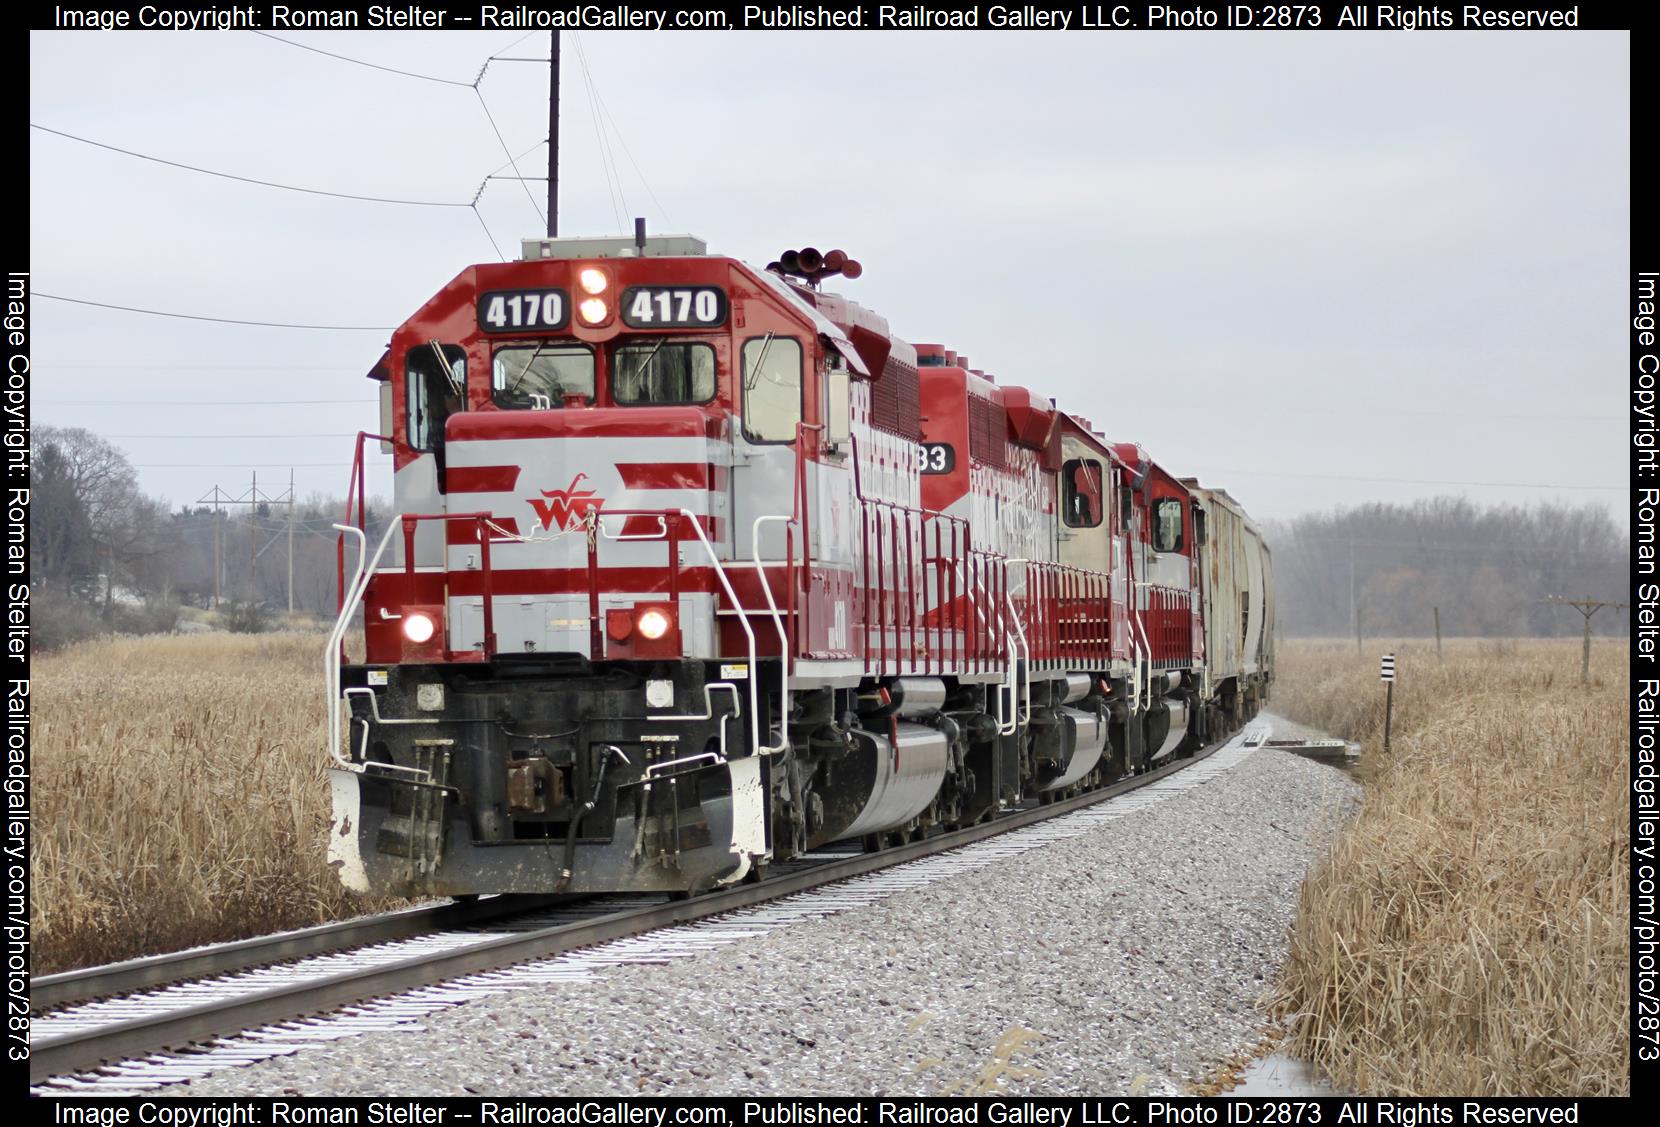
[442, 406, 717, 659]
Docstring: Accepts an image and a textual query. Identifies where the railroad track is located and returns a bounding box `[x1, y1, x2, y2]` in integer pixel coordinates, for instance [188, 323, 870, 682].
[30, 727, 1268, 1093]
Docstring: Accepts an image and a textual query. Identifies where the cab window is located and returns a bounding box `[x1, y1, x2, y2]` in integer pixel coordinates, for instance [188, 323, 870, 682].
[612, 341, 716, 404]
[492, 344, 594, 408]
[1062, 459, 1103, 527]
[742, 335, 802, 443]
[1153, 498, 1184, 552]
[406, 342, 465, 452]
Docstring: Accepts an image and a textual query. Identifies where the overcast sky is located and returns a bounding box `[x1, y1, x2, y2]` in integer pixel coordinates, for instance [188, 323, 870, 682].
[29, 29, 1629, 521]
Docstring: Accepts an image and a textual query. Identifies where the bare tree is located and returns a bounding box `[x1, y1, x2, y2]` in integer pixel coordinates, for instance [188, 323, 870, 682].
[32, 426, 147, 599]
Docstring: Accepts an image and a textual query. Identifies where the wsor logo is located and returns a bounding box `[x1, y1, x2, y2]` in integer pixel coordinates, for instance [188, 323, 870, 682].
[528, 473, 604, 533]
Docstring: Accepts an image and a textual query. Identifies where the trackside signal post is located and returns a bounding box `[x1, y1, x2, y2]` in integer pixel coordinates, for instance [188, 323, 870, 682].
[1380, 653, 1395, 751]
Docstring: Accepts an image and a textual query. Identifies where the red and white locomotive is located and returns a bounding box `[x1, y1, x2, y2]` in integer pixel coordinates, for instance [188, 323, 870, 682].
[326, 232, 1274, 897]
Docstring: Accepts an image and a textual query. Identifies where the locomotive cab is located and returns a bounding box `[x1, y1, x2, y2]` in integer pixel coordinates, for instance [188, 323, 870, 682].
[330, 235, 893, 897]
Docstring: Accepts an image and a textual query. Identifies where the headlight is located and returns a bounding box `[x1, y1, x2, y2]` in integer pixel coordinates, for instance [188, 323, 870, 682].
[402, 612, 436, 644]
[578, 267, 609, 295]
[637, 608, 671, 640]
[578, 297, 608, 324]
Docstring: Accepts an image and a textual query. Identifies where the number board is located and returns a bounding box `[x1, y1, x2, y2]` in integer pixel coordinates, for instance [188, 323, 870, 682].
[1380, 654, 1395, 682]
[621, 286, 726, 329]
[479, 289, 569, 333]
[918, 443, 955, 474]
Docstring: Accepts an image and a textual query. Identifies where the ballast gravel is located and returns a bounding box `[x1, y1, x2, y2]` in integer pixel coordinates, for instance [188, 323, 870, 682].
[161, 732, 1359, 1097]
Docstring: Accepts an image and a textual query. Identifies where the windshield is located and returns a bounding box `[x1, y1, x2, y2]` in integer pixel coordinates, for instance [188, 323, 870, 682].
[612, 341, 716, 404]
[492, 345, 595, 409]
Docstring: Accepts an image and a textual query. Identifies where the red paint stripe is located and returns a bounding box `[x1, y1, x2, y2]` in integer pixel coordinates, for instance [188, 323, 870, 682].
[442, 563, 783, 600]
[449, 408, 713, 441]
[617, 462, 709, 490]
[618, 513, 719, 539]
[447, 464, 522, 493]
[443, 512, 719, 545]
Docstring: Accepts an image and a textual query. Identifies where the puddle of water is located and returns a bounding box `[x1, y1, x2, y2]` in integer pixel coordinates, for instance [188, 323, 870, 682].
[1227, 1052, 1349, 1096]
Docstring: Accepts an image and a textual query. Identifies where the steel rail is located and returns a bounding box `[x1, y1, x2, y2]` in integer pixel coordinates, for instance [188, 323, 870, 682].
[30, 740, 1224, 1086]
[31, 895, 571, 1014]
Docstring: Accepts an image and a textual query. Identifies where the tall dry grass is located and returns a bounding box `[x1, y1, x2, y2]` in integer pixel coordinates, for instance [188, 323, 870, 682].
[1272, 637, 1629, 1095]
[31, 632, 397, 973]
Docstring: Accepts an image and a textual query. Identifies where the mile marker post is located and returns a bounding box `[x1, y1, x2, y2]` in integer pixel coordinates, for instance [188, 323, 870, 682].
[1380, 652, 1396, 751]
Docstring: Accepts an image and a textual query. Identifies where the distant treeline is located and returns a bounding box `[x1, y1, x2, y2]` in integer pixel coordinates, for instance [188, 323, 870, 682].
[1265, 497, 1629, 638]
[32, 425, 389, 648]
[31, 427, 1629, 647]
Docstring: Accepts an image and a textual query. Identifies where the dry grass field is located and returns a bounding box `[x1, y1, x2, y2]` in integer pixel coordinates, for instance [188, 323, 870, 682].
[1270, 637, 1629, 1095]
[31, 632, 397, 974]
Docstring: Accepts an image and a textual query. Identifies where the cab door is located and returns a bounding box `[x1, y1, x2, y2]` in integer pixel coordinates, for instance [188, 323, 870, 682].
[1057, 440, 1109, 574]
[730, 329, 805, 565]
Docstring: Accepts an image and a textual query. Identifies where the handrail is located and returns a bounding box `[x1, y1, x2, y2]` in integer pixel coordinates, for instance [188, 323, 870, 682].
[1130, 581, 1156, 715]
[647, 683, 743, 760]
[791, 421, 824, 656]
[324, 519, 431, 782]
[674, 507, 779, 757]
[999, 560, 1032, 735]
[750, 514, 796, 755]
[398, 511, 498, 659]
[845, 432, 1003, 676]
[336, 431, 391, 617]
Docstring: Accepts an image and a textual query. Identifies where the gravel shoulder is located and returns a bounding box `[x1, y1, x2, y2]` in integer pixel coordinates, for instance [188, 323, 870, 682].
[163, 734, 1360, 1097]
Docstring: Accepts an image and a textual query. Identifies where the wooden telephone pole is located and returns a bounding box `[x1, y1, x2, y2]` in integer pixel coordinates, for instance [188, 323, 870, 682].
[547, 31, 559, 237]
[1543, 596, 1629, 684]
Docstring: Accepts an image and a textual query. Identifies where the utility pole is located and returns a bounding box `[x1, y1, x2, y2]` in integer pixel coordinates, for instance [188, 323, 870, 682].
[547, 31, 559, 237]
[249, 471, 258, 601]
[287, 469, 296, 614]
[196, 485, 230, 607]
[1543, 596, 1630, 684]
[1433, 606, 1442, 665]
[1349, 533, 1359, 654]
[198, 473, 293, 609]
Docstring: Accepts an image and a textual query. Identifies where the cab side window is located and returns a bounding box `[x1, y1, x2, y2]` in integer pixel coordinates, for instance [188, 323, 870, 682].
[742, 335, 802, 443]
[1153, 498, 1184, 552]
[1062, 459, 1103, 527]
[407, 342, 466, 452]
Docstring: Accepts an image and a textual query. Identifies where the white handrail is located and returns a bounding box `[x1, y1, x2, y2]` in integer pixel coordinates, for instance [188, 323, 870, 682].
[749, 515, 795, 755]
[673, 508, 776, 758]
[324, 520, 432, 781]
[1129, 581, 1155, 716]
[647, 683, 742, 760]
[998, 560, 1032, 736]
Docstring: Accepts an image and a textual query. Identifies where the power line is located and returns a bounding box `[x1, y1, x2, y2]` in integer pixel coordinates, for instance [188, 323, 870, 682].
[486, 31, 542, 63]
[44, 363, 353, 371]
[473, 86, 547, 230]
[573, 32, 672, 230]
[136, 460, 387, 468]
[571, 32, 626, 235]
[249, 26, 548, 241]
[253, 31, 474, 87]
[73, 432, 364, 439]
[1189, 466, 1625, 492]
[1266, 405, 1620, 423]
[32, 124, 469, 208]
[39, 398, 375, 406]
[35, 294, 393, 331]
